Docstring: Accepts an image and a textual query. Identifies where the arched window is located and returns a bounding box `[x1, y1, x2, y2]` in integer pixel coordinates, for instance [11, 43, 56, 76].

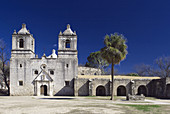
[19, 39, 24, 48]
[65, 40, 70, 48]
[31, 40, 33, 45]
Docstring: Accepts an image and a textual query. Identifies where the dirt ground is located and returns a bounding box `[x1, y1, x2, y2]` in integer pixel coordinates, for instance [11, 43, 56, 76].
[0, 96, 170, 114]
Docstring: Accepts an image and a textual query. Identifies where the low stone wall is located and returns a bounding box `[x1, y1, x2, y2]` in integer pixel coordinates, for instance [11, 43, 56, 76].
[127, 94, 145, 101]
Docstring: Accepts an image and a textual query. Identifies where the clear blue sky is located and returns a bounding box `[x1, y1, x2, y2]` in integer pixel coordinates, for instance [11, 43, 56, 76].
[0, 0, 170, 74]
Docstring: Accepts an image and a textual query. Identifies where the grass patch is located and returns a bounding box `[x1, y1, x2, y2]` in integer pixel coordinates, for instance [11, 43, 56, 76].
[85, 96, 111, 100]
[145, 97, 157, 100]
[118, 104, 161, 112]
[83, 96, 127, 101]
[85, 96, 97, 97]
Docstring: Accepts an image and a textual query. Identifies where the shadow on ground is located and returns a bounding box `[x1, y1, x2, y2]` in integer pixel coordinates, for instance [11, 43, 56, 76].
[40, 98, 75, 100]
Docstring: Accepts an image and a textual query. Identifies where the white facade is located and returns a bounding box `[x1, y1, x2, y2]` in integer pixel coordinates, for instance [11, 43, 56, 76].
[10, 24, 78, 96]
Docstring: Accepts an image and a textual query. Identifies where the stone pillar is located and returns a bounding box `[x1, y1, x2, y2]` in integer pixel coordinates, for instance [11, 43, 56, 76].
[37, 82, 40, 96]
[74, 77, 78, 96]
[110, 81, 112, 96]
[89, 79, 93, 96]
[49, 82, 53, 96]
[131, 80, 135, 95]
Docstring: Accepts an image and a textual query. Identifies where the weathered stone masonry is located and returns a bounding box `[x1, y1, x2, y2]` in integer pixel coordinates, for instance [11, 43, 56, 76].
[74, 76, 170, 98]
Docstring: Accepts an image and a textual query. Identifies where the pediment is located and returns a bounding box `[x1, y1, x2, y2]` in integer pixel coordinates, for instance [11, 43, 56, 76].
[33, 70, 53, 82]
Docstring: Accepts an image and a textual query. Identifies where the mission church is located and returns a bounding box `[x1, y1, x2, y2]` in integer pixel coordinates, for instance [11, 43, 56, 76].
[10, 24, 170, 98]
[10, 24, 78, 96]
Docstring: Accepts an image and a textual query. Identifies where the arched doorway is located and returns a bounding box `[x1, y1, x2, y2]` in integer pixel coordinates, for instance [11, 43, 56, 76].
[96, 86, 106, 96]
[40, 85, 47, 96]
[137, 85, 147, 96]
[166, 84, 170, 98]
[117, 85, 126, 96]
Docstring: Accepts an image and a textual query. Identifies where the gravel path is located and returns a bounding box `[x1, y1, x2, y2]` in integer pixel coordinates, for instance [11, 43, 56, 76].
[0, 96, 124, 114]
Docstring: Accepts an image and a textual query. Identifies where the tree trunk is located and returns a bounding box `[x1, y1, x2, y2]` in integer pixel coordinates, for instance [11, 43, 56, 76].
[111, 62, 114, 100]
[2, 61, 9, 95]
[4, 77, 10, 95]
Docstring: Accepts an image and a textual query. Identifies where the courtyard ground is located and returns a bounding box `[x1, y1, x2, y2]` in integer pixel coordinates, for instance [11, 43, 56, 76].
[0, 96, 170, 114]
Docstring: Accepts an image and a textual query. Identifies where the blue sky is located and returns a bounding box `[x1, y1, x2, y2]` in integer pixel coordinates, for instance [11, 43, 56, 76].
[0, 0, 170, 74]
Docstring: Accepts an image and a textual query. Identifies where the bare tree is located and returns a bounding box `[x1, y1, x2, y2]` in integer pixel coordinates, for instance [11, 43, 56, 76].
[155, 56, 170, 77]
[0, 39, 10, 95]
[134, 64, 154, 76]
[134, 56, 170, 77]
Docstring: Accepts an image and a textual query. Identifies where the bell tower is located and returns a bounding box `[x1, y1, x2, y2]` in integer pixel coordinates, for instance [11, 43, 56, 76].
[58, 24, 77, 58]
[11, 24, 35, 58]
[10, 24, 35, 96]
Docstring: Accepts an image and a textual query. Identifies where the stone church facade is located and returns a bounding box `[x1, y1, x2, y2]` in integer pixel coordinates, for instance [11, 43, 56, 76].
[10, 24, 78, 96]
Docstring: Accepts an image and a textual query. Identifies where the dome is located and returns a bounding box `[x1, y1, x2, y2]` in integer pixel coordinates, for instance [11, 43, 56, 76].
[18, 24, 30, 34]
[47, 49, 57, 58]
[62, 24, 74, 35]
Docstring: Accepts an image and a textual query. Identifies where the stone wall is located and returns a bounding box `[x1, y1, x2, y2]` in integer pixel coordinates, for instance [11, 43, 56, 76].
[74, 77, 110, 96]
[74, 76, 170, 98]
[78, 66, 101, 75]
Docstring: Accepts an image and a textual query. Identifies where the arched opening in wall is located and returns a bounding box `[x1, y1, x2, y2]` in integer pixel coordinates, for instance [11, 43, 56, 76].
[117, 85, 126, 96]
[96, 86, 106, 96]
[166, 84, 170, 98]
[19, 39, 24, 48]
[65, 40, 70, 48]
[137, 85, 147, 96]
[40, 85, 47, 96]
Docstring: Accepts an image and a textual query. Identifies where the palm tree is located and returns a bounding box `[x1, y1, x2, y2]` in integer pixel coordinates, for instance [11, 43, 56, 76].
[101, 33, 128, 100]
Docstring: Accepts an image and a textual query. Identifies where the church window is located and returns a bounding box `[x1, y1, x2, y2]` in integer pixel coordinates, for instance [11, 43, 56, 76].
[19, 39, 24, 48]
[65, 40, 70, 48]
[31, 40, 33, 45]
[19, 81, 23, 86]
[50, 70, 54, 75]
[66, 64, 69, 68]
[43, 66, 46, 69]
[20, 64, 22, 68]
[34, 70, 38, 74]
[65, 81, 70, 86]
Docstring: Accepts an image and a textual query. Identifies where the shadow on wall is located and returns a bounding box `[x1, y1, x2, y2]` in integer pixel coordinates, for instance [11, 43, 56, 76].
[147, 79, 165, 98]
[54, 80, 74, 96]
[55, 86, 74, 96]
[78, 81, 89, 96]
[166, 84, 170, 98]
